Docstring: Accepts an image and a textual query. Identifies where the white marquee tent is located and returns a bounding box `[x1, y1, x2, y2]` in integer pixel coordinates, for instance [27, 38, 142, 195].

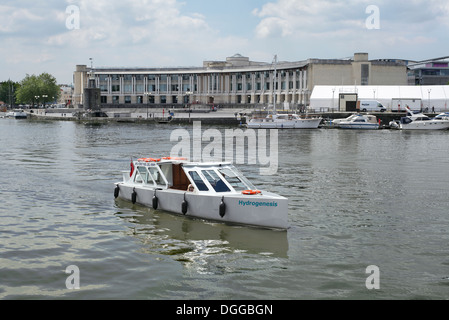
[310, 85, 449, 112]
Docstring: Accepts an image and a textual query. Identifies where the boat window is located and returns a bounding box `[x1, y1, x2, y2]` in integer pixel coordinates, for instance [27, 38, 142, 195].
[135, 167, 150, 184]
[148, 166, 163, 186]
[202, 170, 230, 192]
[218, 167, 255, 191]
[188, 171, 209, 191]
[401, 117, 412, 124]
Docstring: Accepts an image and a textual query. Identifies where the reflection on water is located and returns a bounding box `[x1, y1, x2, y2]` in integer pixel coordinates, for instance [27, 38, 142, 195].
[115, 199, 288, 275]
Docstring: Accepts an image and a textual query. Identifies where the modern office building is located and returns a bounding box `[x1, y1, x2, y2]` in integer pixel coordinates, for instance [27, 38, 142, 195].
[407, 57, 449, 85]
[73, 53, 407, 109]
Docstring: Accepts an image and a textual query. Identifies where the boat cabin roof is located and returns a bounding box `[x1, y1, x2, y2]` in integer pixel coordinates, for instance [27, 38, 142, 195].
[130, 157, 257, 194]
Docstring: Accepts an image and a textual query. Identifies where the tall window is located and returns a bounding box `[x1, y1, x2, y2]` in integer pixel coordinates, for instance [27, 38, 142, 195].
[361, 64, 369, 85]
[136, 84, 144, 93]
[124, 84, 132, 94]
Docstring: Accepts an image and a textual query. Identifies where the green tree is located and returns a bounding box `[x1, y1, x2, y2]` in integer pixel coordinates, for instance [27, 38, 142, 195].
[16, 73, 60, 107]
[0, 80, 20, 106]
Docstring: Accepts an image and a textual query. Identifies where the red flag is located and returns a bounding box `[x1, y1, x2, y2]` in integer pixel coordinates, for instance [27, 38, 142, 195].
[130, 158, 135, 177]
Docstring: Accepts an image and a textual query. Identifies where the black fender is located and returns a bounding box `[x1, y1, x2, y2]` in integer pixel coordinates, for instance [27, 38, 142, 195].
[152, 190, 158, 210]
[219, 196, 226, 218]
[182, 193, 188, 215]
[131, 188, 137, 204]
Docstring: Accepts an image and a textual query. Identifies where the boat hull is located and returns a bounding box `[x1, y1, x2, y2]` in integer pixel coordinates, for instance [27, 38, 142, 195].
[339, 123, 379, 130]
[115, 183, 289, 230]
[399, 121, 449, 130]
[6, 110, 27, 119]
[247, 118, 322, 129]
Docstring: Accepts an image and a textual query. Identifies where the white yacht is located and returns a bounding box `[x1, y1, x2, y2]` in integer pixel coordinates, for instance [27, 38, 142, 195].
[114, 157, 289, 230]
[330, 114, 359, 128]
[247, 113, 322, 129]
[6, 109, 27, 119]
[389, 107, 449, 130]
[338, 114, 379, 130]
[434, 112, 449, 121]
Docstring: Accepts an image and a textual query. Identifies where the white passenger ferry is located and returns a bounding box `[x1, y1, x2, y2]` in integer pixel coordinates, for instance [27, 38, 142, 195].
[114, 157, 289, 230]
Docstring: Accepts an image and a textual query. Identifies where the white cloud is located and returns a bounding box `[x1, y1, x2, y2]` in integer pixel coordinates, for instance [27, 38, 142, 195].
[252, 0, 359, 38]
[0, 0, 230, 82]
[2, 0, 449, 84]
[54, 0, 213, 48]
[0, 6, 42, 33]
[251, 0, 449, 60]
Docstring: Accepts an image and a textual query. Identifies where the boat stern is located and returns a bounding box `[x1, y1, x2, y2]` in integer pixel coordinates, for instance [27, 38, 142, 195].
[223, 193, 289, 229]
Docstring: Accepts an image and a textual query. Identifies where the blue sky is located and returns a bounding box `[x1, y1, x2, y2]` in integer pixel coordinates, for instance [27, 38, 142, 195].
[1, 0, 449, 84]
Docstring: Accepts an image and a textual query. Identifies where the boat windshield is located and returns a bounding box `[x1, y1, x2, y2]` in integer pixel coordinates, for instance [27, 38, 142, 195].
[149, 166, 166, 185]
[435, 113, 449, 120]
[188, 171, 209, 191]
[400, 117, 412, 124]
[202, 170, 230, 192]
[135, 167, 150, 184]
[183, 164, 257, 193]
[218, 167, 256, 191]
[134, 165, 167, 187]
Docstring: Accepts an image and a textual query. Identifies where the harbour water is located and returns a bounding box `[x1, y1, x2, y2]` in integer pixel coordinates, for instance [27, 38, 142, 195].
[1, 118, 449, 300]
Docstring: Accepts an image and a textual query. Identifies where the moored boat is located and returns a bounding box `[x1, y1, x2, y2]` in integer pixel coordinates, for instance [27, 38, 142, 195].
[114, 157, 289, 230]
[338, 114, 379, 130]
[389, 107, 449, 130]
[6, 109, 27, 119]
[330, 114, 359, 128]
[434, 112, 449, 121]
[247, 113, 322, 129]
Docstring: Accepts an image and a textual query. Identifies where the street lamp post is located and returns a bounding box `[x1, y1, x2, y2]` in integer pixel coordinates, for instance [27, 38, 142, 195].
[42, 95, 48, 108]
[144, 92, 153, 119]
[332, 88, 335, 112]
[186, 91, 193, 123]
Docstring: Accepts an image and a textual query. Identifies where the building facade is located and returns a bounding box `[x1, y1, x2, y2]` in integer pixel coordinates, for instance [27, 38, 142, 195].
[73, 53, 407, 109]
[408, 57, 449, 85]
[58, 85, 73, 107]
